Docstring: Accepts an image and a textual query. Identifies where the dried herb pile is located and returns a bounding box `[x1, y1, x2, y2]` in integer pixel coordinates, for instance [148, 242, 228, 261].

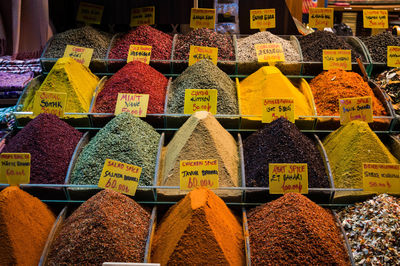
[375, 68, 400, 115]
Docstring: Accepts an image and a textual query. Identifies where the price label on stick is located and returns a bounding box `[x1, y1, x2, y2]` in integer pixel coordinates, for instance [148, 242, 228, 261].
[339, 96, 373, 125]
[363, 9, 388, 29]
[189, 46, 218, 66]
[127, 45, 152, 64]
[184, 89, 217, 115]
[190, 8, 216, 29]
[387, 46, 400, 68]
[33, 91, 67, 118]
[63, 45, 94, 67]
[250, 9, 276, 30]
[363, 163, 400, 194]
[262, 98, 295, 123]
[254, 43, 285, 63]
[114, 93, 149, 117]
[0, 153, 30, 185]
[76, 2, 104, 25]
[323, 50, 351, 70]
[98, 159, 141, 196]
[269, 163, 308, 194]
[180, 159, 219, 190]
[308, 8, 333, 29]
[130, 6, 155, 27]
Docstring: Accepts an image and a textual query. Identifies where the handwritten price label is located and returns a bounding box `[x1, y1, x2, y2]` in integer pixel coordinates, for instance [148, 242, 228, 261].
[269, 163, 308, 194]
[262, 98, 294, 123]
[250, 9, 275, 30]
[98, 159, 141, 196]
[76, 2, 104, 25]
[127, 45, 152, 64]
[184, 89, 217, 115]
[323, 49, 351, 70]
[190, 8, 215, 29]
[130, 6, 155, 27]
[254, 43, 285, 63]
[33, 91, 67, 118]
[363, 9, 388, 29]
[363, 163, 400, 194]
[387, 46, 400, 67]
[114, 93, 149, 117]
[339, 96, 373, 125]
[0, 153, 30, 185]
[180, 159, 219, 190]
[63, 45, 94, 67]
[189, 46, 218, 66]
[308, 8, 333, 29]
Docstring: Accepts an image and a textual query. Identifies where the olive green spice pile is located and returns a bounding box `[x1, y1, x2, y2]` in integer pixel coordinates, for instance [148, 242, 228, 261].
[70, 112, 160, 186]
[167, 60, 238, 114]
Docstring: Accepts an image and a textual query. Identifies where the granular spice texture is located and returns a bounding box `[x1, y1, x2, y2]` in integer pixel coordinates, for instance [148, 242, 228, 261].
[0, 186, 55, 265]
[360, 32, 400, 63]
[70, 112, 160, 186]
[3, 113, 82, 184]
[244, 118, 329, 188]
[167, 59, 238, 114]
[174, 28, 234, 61]
[247, 193, 350, 265]
[47, 189, 150, 265]
[151, 188, 244, 265]
[309, 69, 387, 116]
[338, 194, 400, 265]
[109, 25, 172, 60]
[94, 61, 168, 113]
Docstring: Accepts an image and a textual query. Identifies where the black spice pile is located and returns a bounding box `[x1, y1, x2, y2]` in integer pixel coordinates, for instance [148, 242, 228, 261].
[47, 189, 151, 265]
[243, 118, 329, 188]
[360, 32, 400, 63]
[375, 68, 400, 114]
[298, 30, 363, 62]
[174, 28, 234, 61]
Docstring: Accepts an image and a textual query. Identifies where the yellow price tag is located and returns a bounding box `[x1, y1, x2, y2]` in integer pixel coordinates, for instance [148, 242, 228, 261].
[76, 2, 104, 25]
[250, 9, 275, 30]
[63, 45, 94, 67]
[114, 93, 149, 117]
[180, 159, 219, 190]
[269, 163, 308, 194]
[127, 45, 152, 64]
[190, 8, 216, 29]
[254, 43, 285, 63]
[33, 91, 67, 118]
[184, 89, 218, 115]
[0, 153, 30, 185]
[339, 96, 373, 125]
[130, 6, 155, 27]
[363, 9, 388, 29]
[262, 98, 295, 123]
[363, 163, 400, 194]
[188, 46, 218, 66]
[98, 159, 141, 196]
[323, 49, 351, 70]
[387, 46, 400, 67]
[308, 8, 334, 29]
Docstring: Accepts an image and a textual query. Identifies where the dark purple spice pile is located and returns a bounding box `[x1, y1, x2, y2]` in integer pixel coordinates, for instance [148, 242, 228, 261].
[47, 189, 151, 265]
[2, 114, 82, 184]
[174, 28, 234, 61]
[243, 118, 329, 188]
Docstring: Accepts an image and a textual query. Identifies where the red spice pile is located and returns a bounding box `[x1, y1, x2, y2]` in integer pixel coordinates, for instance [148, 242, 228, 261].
[109, 25, 172, 60]
[94, 61, 168, 113]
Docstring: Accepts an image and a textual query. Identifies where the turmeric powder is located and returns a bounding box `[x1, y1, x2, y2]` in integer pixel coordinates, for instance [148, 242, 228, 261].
[151, 187, 244, 265]
[0, 186, 55, 265]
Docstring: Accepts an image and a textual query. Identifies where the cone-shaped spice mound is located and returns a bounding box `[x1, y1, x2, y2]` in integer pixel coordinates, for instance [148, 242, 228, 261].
[151, 188, 244, 265]
[247, 193, 350, 265]
[47, 189, 150, 265]
[244, 118, 329, 188]
[0, 186, 55, 265]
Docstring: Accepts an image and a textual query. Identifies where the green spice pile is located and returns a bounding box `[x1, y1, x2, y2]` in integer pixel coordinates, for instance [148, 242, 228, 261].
[338, 194, 400, 265]
[47, 189, 151, 265]
[167, 60, 238, 114]
[70, 112, 160, 186]
[375, 68, 400, 115]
